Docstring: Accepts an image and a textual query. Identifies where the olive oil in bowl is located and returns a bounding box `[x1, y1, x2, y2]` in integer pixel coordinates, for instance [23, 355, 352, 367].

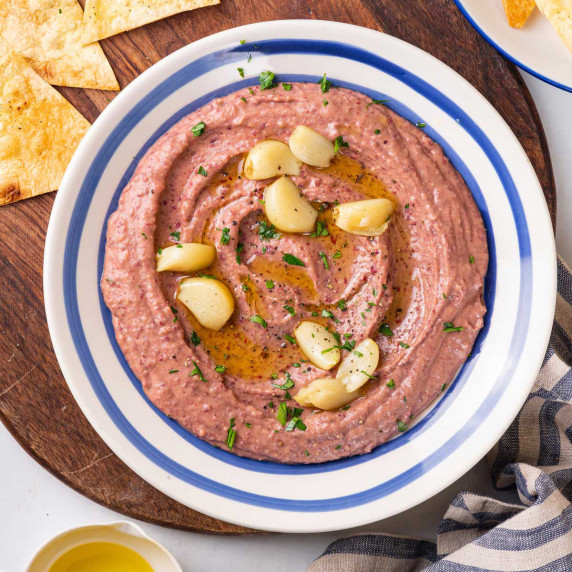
[48, 542, 154, 572]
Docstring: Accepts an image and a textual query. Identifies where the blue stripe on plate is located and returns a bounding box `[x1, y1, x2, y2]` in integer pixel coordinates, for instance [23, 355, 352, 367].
[63, 39, 531, 510]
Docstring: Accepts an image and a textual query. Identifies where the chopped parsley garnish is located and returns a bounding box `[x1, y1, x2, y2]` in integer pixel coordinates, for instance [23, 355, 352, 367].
[386, 379, 395, 389]
[333, 135, 349, 153]
[441, 383, 447, 392]
[284, 334, 296, 345]
[283, 305, 295, 316]
[367, 99, 388, 107]
[443, 293, 447, 299]
[399, 342, 410, 349]
[292, 362, 301, 368]
[382, 284, 387, 290]
[277, 402, 288, 426]
[169, 230, 180, 241]
[250, 315, 268, 328]
[335, 445, 342, 450]
[323, 99, 328, 106]
[241, 283, 249, 292]
[240, 39, 246, 44]
[176, 244, 183, 249]
[197, 165, 208, 176]
[337, 299, 347, 311]
[258, 71, 276, 90]
[226, 418, 236, 449]
[360, 370, 378, 379]
[220, 227, 231, 245]
[192, 121, 206, 137]
[244, 422, 252, 428]
[305, 450, 310, 457]
[374, 129, 381, 134]
[379, 323, 394, 338]
[190, 361, 207, 382]
[341, 404, 350, 411]
[272, 376, 295, 390]
[443, 322, 464, 332]
[266, 280, 274, 289]
[285, 416, 306, 432]
[258, 220, 281, 240]
[157, 247, 163, 256]
[333, 250, 342, 259]
[311, 311, 319, 317]
[397, 420, 407, 432]
[318, 251, 329, 269]
[247, 54, 252, 63]
[282, 253, 305, 267]
[321, 309, 334, 319]
[354, 351, 363, 357]
[141, 232, 147, 239]
[215, 365, 227, 374]
[168, 369, 179, 374]
[236, 243, 244, 264]
[240, 97, 247, 103]
[282, 83, 292, 91]
[405, 203, 410, 209]
[311, 220, 329, 237]
[268, 401, 274, 409]
[198, 273, 216, 279]
[237, 67, 244, 77]
[190, 331, 201, 346]
[469, 255, 474, 264]
[416, 121, 426, 128]
[318, 73, 332, 93]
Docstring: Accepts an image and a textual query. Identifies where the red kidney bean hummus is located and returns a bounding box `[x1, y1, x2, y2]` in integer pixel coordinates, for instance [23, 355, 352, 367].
[102, 80, 488, 464]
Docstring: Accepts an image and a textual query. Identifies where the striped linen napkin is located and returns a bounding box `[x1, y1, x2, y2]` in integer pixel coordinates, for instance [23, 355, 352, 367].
[308, 256, 572, 572]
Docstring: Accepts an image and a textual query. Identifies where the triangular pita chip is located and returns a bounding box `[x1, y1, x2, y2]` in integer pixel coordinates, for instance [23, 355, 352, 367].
[535, 0, 572, 52]
[0, 0, 118, 90]
[81, 0, 220, 44]
[0, 39, 91, 206]
[501, 0, 536, 27]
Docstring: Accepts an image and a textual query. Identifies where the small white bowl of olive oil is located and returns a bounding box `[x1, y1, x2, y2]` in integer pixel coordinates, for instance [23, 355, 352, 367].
[25, 521, 182, 572]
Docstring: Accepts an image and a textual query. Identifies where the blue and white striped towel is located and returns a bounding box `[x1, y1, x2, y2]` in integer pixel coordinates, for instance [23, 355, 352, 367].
[309, 256, 572, 572]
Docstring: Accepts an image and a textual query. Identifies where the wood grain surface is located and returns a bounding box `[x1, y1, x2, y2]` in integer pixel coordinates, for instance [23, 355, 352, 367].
[0, 0, 556, 534]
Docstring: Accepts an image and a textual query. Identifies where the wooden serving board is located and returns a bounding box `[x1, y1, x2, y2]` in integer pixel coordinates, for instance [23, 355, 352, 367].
[0, 0, 556, 535]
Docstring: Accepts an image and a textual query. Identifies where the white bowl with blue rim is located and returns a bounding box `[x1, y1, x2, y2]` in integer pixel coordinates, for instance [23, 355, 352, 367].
[44, 20, 556, 533]
[454, 0, 572, 92]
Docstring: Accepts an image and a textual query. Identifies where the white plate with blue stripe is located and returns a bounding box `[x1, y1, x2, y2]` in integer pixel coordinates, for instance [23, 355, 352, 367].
[44, 20, 556, 532]
[454, 0, 572, 93]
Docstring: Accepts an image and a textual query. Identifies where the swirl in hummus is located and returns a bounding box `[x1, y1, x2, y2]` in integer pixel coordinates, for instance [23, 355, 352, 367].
[102, 80, 488, 464]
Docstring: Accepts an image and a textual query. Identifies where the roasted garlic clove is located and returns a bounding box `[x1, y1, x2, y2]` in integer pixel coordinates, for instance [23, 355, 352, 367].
[336, 338, 380, 392]
[264, 176, 318, 233]
[294, 321, 340, 370]
[294, 377, 361, 410]
[288, 125, 336, 168]
[333, 198, 395, 236]
[177, 277, 234, 330]
[243, 140, 302, 180]
[156, 243, 216, 273]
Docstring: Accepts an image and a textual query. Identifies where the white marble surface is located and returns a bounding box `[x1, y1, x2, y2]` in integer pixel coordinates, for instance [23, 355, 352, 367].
[1, 70, 570, 572]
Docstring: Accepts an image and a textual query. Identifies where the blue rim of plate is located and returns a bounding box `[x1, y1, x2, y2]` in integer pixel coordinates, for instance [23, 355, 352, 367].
[63, 39, 531, 511]
[453, 0, 572, 93]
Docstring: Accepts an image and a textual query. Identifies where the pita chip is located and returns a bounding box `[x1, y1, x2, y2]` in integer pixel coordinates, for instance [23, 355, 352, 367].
[81, 0, 220, 44]
[0, 39, 91, 206]
[0, 0, 118, 90]
[502, 0, 537, 27]
[535, 0, 572, 52]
